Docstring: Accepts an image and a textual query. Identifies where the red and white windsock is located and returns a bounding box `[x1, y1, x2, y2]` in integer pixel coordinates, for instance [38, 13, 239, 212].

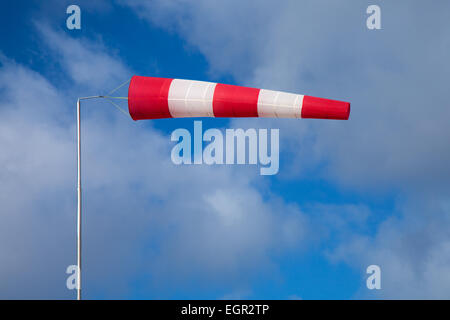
[128, 76, 350, 121]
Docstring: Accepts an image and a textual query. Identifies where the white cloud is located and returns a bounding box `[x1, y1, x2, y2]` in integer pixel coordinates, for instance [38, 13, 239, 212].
[329, 198, 450, 299]
[35, 23, 131, 94]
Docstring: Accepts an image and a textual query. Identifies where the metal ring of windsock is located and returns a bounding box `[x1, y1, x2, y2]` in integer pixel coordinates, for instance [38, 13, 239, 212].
[127, 76, 350, 120]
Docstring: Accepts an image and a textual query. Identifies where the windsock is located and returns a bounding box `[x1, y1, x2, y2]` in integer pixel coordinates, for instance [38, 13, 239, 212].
[128, 76, 350, 121]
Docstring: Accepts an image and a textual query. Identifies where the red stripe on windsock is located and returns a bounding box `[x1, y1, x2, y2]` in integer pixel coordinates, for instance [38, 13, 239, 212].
[128, 75, 173, 120]
[301, 96, 350, 120]
[213, 83, 260, 117]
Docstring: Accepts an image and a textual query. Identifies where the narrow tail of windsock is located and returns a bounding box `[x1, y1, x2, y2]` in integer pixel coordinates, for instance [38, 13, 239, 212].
[128, 76, 350, 120]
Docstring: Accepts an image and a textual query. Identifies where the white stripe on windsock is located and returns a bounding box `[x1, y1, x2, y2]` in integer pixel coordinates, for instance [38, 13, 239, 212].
[257, 89, 303, 118]
[168, 79, 216, 118]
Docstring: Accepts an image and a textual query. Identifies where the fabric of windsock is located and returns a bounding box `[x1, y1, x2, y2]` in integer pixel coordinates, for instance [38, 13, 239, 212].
[128, 76, 350, 121]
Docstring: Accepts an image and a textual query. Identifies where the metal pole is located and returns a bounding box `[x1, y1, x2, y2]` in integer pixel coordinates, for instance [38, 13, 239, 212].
[76, 98, 82, 300]
[76, 96, 104, 301]
[76, 95, 128, 300]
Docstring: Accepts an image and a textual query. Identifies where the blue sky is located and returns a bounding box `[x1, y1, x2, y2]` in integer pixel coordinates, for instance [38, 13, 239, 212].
[1, 0, 450, 299]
